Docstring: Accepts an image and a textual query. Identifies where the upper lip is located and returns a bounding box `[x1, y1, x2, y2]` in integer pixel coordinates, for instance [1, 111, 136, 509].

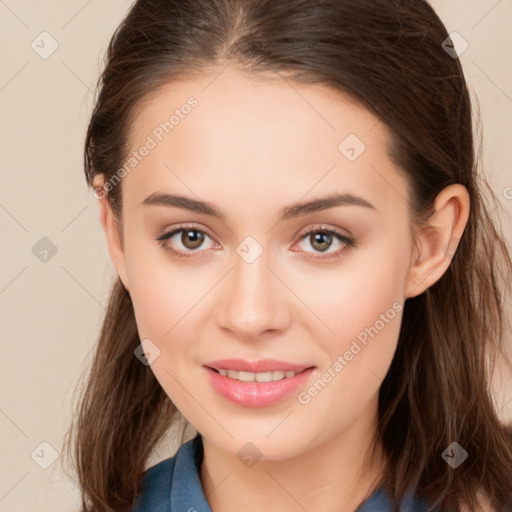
[204, 358, 314, 373]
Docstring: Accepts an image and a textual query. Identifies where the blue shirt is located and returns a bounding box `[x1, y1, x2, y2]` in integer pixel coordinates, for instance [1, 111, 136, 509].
[131, 433, 434, 511]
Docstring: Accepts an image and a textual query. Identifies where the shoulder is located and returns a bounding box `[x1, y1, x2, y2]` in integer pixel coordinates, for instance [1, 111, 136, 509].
[131, 456, 177, 512]
[130, 434, 204, 512]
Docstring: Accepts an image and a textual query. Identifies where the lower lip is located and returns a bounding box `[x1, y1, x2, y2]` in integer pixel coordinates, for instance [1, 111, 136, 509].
[204, 366, 316, 407]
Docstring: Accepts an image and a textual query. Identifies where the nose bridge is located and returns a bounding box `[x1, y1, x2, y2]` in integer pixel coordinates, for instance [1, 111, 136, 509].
[217, 248, 291, 338]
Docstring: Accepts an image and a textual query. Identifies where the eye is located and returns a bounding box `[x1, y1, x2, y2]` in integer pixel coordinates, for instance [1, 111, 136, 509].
[155, 224, 356, 261]
[155, 224, 218, 259]
[292, 226, 356, 260]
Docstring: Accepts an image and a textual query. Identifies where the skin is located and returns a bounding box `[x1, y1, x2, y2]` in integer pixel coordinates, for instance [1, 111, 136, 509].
[94, 66, 470, 512]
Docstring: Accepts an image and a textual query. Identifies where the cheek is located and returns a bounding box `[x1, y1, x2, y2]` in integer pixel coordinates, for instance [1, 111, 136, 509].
[292, 237, 409, 394]
[125, 251, 212, 416]
[121, 224, 410, 447]
[124, 232, 215, 339]
[293, 245, 407, 336]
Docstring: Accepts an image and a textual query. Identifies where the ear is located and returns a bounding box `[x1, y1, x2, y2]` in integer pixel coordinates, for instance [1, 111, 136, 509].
[92, 175, 130, 291]
[405, 184, 470, 299]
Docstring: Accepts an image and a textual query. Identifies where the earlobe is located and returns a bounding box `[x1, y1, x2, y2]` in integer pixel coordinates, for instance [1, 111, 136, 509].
[405, 184, 470, 299]
[92, 175, 130, 292]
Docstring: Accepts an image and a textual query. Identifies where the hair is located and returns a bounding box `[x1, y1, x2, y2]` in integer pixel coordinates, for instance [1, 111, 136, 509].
[62, 0, 512, 511]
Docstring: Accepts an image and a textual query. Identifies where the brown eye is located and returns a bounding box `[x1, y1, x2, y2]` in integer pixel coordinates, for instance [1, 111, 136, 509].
[156, 225, 217, 259]
[181, 229, 205, 250]
[293, 226, 356, 260]
[309, 231, 333, 252]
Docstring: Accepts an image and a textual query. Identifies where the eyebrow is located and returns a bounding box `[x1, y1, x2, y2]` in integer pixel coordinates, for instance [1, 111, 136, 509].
[141, 191, 376, 220]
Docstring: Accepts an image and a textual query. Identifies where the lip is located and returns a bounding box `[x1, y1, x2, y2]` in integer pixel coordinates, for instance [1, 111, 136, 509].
[204, 358, 313, 373]
[203, 364, 316, 408]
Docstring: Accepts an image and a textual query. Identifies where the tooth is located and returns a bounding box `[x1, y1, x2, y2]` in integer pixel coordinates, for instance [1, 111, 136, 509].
[217, 369, 299, 381]
[255, 371, 273, 382]
[237, 371, 256, 382]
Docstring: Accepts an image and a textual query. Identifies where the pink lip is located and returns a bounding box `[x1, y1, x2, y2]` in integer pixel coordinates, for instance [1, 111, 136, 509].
[204, 358, 313, 373]
[203, 365, 316, 408]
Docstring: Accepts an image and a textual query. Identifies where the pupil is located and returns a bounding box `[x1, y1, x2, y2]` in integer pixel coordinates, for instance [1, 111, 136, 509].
[312, 232, 332, 252]
[183, 230, 204, 249]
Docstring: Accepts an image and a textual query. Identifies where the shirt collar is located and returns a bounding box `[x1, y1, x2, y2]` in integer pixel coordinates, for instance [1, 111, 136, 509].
[169, 433, 425, 512]
[170, 432, 212, 512]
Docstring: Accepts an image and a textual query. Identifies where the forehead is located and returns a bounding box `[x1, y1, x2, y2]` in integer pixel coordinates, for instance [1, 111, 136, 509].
[121, 67, 409, 218]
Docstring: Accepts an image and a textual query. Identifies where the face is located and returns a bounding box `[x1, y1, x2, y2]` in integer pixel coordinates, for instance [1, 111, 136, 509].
[101, 67, 419, 460]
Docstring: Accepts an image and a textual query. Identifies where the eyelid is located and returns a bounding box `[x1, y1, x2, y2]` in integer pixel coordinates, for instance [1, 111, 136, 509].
[155, 223, 220, 259]
[156, 223, 218, 243]
[156, 222, 355, 260]
[294, 223, 353, 241]
[291, 224, 355, 259]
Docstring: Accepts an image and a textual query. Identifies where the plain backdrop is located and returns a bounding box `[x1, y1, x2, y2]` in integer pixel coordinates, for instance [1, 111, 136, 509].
[1, 1, 511, 510]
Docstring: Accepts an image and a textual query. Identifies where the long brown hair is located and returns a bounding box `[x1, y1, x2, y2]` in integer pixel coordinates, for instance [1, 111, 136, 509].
[62, 1, 512, 510]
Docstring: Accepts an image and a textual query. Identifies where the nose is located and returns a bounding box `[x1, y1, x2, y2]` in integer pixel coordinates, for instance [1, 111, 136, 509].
[216, 250, 292, 340]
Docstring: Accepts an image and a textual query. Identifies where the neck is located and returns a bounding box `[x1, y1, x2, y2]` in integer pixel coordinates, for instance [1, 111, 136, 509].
[198, 395, 386, 512]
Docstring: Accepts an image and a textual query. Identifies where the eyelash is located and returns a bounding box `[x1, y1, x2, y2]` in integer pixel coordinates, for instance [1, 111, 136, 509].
[155, 223, 356, 261]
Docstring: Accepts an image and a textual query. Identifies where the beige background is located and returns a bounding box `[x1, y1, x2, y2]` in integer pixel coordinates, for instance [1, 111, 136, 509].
[0, 1, 511, 510]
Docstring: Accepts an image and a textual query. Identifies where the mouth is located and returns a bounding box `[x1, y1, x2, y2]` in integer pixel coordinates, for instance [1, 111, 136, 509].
[204, 364, 317, 407]
[206, 366, 315, 382]
[205, 357, 314, 373]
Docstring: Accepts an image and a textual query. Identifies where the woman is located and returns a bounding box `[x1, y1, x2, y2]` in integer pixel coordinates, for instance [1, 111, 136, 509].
[62, 0, 512, 510]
